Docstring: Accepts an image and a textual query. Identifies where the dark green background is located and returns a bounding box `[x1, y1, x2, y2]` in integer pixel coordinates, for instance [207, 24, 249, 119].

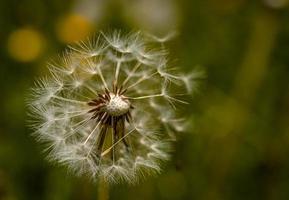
[1, 0, 289, 199]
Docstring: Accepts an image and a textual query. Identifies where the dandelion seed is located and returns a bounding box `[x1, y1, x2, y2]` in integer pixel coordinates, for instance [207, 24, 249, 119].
[27, 30, 202, 184]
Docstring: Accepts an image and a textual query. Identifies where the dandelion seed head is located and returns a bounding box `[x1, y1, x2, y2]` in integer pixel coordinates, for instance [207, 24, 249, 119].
[27, 30, 202, 184]
[105, 94, 130, 117]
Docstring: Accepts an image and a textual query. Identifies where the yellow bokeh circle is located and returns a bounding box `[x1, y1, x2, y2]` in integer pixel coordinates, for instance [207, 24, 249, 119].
[7, 28, 45, 62]
[56, 14, 93, 44]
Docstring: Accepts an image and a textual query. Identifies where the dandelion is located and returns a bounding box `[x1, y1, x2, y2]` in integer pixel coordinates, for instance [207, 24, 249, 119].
[28, 30, 202, 184]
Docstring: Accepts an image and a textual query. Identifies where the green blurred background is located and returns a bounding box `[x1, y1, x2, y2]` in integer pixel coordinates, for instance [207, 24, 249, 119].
[1, 0, 289, 199]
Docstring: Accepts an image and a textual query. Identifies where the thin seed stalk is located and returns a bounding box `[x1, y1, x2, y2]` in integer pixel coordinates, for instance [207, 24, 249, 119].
[98, 177, 109, 200]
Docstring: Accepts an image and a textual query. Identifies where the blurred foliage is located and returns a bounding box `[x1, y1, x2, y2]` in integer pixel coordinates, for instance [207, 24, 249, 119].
[1, 0, 289, 199]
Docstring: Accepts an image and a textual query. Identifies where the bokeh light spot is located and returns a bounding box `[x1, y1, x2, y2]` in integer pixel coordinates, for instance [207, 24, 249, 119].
[56, 14, 93, 44]
[7, 28, 45, 62]
[264, 0, 289, 8]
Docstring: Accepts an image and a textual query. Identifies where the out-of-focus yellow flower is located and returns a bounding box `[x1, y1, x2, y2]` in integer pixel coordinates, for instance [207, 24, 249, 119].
[7, 28, 45, 62]
[56, 14, 93, 44]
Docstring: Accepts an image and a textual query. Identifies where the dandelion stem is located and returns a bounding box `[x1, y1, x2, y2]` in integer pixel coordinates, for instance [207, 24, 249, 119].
[98, 177, 109, 200]
[112, 117, 115, 165]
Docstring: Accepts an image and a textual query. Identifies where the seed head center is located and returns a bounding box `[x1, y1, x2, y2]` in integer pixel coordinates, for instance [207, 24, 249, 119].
[105, 94, 130, 116]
